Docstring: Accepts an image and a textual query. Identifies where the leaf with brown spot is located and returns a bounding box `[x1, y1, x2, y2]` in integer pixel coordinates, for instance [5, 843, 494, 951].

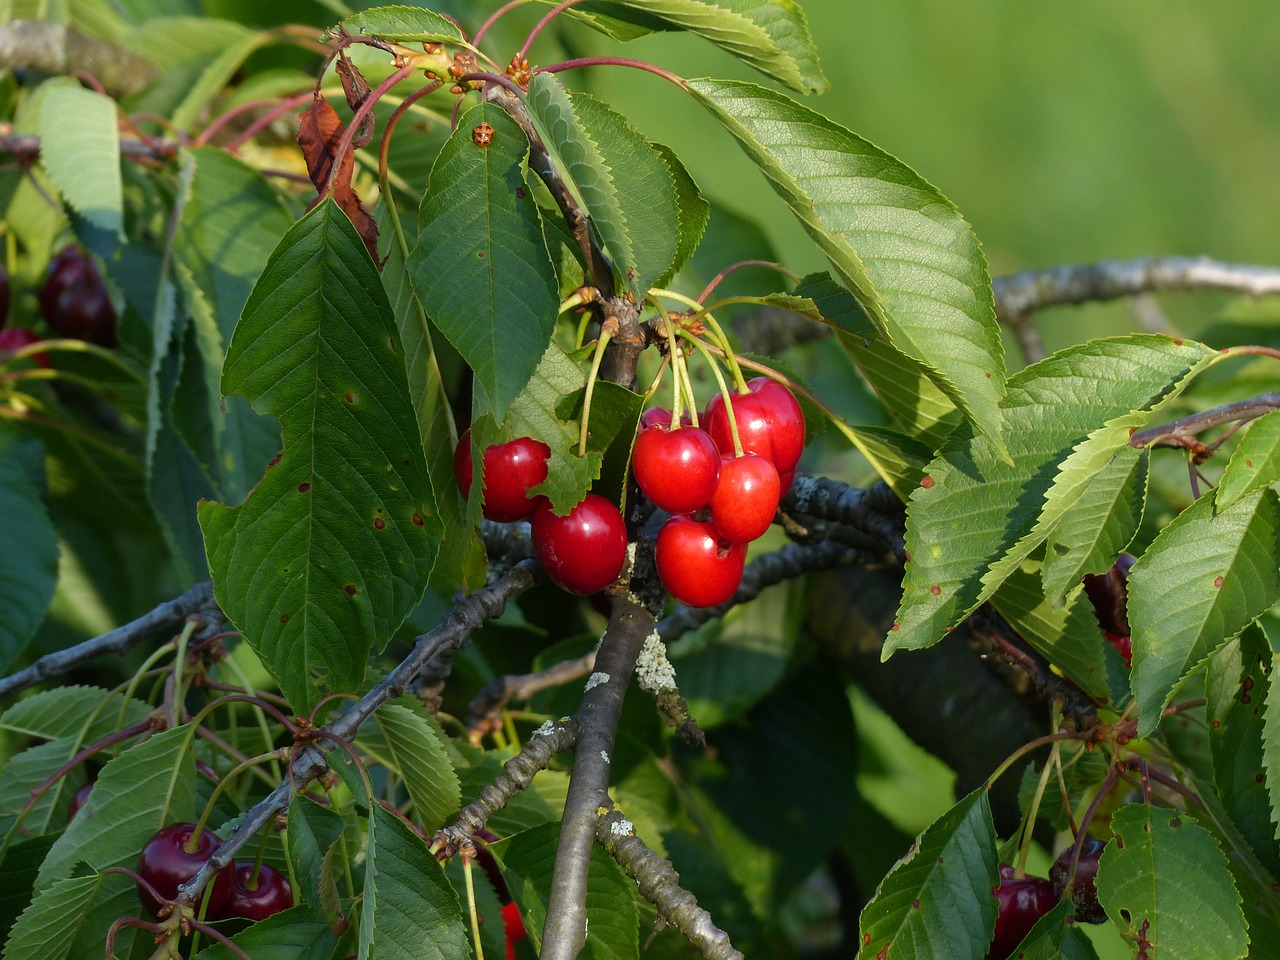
[296, 91, 380, 263]
[336, 53, 375, 149]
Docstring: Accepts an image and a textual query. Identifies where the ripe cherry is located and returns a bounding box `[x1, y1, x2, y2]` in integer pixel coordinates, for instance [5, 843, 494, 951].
[987, 865, 1057, 960]
[532, 494, 628, 595]
[502, 901, 527, 960]
[217, 862, 294, 921]
[632, 423, 721, 514]
[67, 780, 94, 821]
[638, 406, 692, 432]
[1105, 631, 1132, 669]
[1082, 552, 1136, 636]
[0, 327, 50, 368]
[37, 245, 117, 348]
[709, 453, 780, 542]
[703, 378, 805, 481]
[655, 516, 746, 608]
[454, 428, 551, 522]
[136, 822, 233, 917]
[1050, 838, 1107, 924]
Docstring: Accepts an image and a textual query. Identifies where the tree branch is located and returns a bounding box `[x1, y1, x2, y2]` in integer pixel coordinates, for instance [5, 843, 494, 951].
[0, 21, 157, 99]
[596, 806, 744, 960]
[1129, 392, 1280, 449]
[0, 581, 219, 701]
[467, 653, 596, 744]
[781, 477, 905, 559]
[0, 125, 179, 165]
[540, 598, 655, 960]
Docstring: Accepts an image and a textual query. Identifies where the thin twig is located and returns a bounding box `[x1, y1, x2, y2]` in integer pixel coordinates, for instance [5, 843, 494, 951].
[1130, 393, 1280, 449]
[466, 652, 597, 743]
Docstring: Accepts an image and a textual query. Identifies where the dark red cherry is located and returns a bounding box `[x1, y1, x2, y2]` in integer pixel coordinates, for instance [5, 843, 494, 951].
[1050, 838, 1107, 924]
[632, 424, 721, 514]
[0, 327, 50, 368]
[709, 453, 780, 542]
[38, 245, 117, 347]
[454, 428, 551, 522]
[703, 378, 805, 476]
[655, 516, 746, 608]
[638, 406, 691, 431]
[217, 862, 294, 921]
[67, 780, 94, 820]
[1105, 631, 1132, 669]
[532, 494, 628, 595]
[987, 865, 1057, 960]
[1082, 552, 1136, 636]
[136, 822, 233, 917]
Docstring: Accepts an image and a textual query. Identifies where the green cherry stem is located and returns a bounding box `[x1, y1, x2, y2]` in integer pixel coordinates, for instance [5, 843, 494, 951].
[697, 259, 800, 303]
[1016, 739, 1059, 876]
[463, 851, 487, 960]
[168, 619, 199, 730]
[676, 329, 743, 457]
[649, 297, 692, 427]
[984, 731, 1084, 789]
[578, 328, 613, 457]
[648, 288, 749, 392]
[186, 749, 284, 854]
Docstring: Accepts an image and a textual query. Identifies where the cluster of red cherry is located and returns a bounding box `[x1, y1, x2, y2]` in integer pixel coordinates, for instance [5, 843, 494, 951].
[0, 244, 118, 362]
[453, 376, 803, 607]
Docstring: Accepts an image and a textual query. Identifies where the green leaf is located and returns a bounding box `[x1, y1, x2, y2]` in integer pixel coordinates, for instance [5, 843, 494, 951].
[0, 739, 89, 839]
[573, 0, 826, 93]
[0, 834, 55, 946]
[192, 905, 337, 960]
[35, 725, 196, 889]
[1207, 626, 1279, 875]
[1266, 652, 1280, 846]
[3, 872, 142, 960]
[1012, 899, 1097, 960]
[411, 103, 558, 422]
[857, 789, 999, 960]
[340, 5, 468, 44]
[357, 802, 469, 960]
[357, 702, 461, 831]
[1096, 804, 1248, 960]
[688, 79, 1006, 453]
[37, 84, 122, 238]
[887, 336, 1215, 657]
[1041, 445, 1148, 604]
[199, 201, 441, 711]
[287, 795, 346, 912]
[508, 344, 601, 514]
[1218, 409, 1280, 510]
[0, 684, 151, 743]
[0, 448, 58, 673]
[170, 29, 267, 130]
[1130, 486, 1280, 736]
[652, 141, 709, 288]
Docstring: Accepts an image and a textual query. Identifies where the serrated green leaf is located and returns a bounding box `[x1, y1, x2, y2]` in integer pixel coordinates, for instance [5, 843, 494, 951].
[887, 336, 1215, 657]
[3, 871, 141, 960]
[357, 702, 461, 831]
[857, 789, 998, 960]
[991, 565, 1113, 703]
[37, 84, 122, 238]
[0, 684, 151, 743]
[35, 725, 196, 889]
[1266, 652, 1280, 845]
[411, 103, 558, 423]
[198, 201, 440, 711]
[1041, 445, 1148, 604]
[1207, 626, 1279, 875]
[0, 739, 88, 839]
[192, 905, 337, 960]
[0, 833, 55, 946]
[1130, 486, 1280, 736]
[340, 4, 467, 44]
[287, 795, 346, 912]
[554, 376, 645, 507]
[689, 80, 1006, 453]
[1219, 409, 1280, 510]
[652, 141, 708, 288]
[1010, 899, 1094, 960]
[0, 449, 58, 673]
[357, 802, 469, 960]
[507, 344, 601, 514]
[572, 0, 825, 93]
[1096, 804, 1248, 960]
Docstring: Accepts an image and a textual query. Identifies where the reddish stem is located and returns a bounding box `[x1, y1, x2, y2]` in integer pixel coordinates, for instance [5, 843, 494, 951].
[473, 0, 528, 47]
[222, 91, 314, 153]
[535, 57, 686, 88]
[517, 0, 593, 61]
[196, 95, 308, 147]
[20, 718, 154, 819]
[698, 260, 797, 304]
[324, 63, 420, 198]
[378, 79, 444, 188]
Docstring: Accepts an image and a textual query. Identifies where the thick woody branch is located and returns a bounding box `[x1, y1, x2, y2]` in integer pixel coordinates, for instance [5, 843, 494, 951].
[0, 126, 179, 165]
[178, 562, 542, 904]
[596, 807, 743, 960]
[0, 21, 157, 99]
[781, 477, 905, 559]
[0, 581, 219, 701]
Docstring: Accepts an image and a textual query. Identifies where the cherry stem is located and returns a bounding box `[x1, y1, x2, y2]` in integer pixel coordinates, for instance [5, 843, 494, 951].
[245, 828, 272, 890]
[168, 619, 198, 730]
[195, 92, 309, 147]
[378, 79, 445, 221]
[697, 259, 800, 303]
[649, 287, 749, 393]
[462, 852, 487, 960]
[1016, 739, 1059, 876]
[326, 63, 420, 199]
[536, 57, 686, 88]
[517, 0, 592, 61]
[187, 749, 284, 852]
[579, 328, 614, 456]
[473, 0, 527, 47]
[221, 91, 314, 153]
[677, 329, 742, 455]
[985, 731, 1086, 788]
[19, 717, 153, 822]
[649, 298, 688, 426]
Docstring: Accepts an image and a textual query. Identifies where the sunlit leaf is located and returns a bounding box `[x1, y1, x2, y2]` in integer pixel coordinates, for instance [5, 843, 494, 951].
[1218, 409, 1280, 510]
[36, 84, 122, 238]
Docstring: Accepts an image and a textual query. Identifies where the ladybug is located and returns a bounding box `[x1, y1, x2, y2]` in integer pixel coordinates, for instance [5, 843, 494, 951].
[472, 122, 494, 147]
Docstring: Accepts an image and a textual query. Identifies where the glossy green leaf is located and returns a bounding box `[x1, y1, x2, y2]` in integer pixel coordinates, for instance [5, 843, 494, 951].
[198, 201, 441, 711]
[36, 84, 122, 238]
[689, 79, 1005, 453]
[0, 834, 55, 947]
[3, 872, 142, 960]
[287, 795, 346, 912]
[341, 5, 467, 44]
[572, 0, 826, 93]
[1130, 486, 1280, 736]
[412, 103, 558, 423]
[653, 141, 709, 288]
[857, 789, 998, 960]
[1041, 445, 1148, 604]
[0, 739, 88, 839]
[35, 725, 196, 889]
[1207, 626, 1279, 874]
[887, 336, 1214, 657]
[1267, 651, 1280, 846]
[0, 448, 58, 673]
[1012, 899, 1098, 960]
[357, 802, 469, 960]
[193, 905, 337, 960]
[357, 702, 461, 831]
[1096, 804, 1248, 960]
[0, 685, 149, 742]
[1218, 409, 1280, 510]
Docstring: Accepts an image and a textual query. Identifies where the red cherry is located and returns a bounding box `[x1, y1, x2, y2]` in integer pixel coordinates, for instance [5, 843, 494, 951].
[655, 516, 746, 608]
[1082, 552, 1136, 635]
[136, 822, 233, 917]
[1049, 838, 1107, 924]
[217, 862, 294, 921]
[709, 454, 780, 542]
[703, 378, 805, 475]
[0, 327, 51, 368]
[987, 865, 1056, 960]
[67, 780, 94, 821]
[38, 245, 117, 347]
[1105, 631, 1132, 669]
[632, 424, 721, 514]
[502, 901, 527, 959]
[532, 494, 628, 595]
[454, 428, 551, 522]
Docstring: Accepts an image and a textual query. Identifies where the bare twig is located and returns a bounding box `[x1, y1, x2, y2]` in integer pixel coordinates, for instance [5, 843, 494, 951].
[0, 582, 219, 701]
[0, 126, 179, 165]
[1130, 392, 1280, 449]
[596, 806, 744, 960]
[467, 653, 597, 743]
